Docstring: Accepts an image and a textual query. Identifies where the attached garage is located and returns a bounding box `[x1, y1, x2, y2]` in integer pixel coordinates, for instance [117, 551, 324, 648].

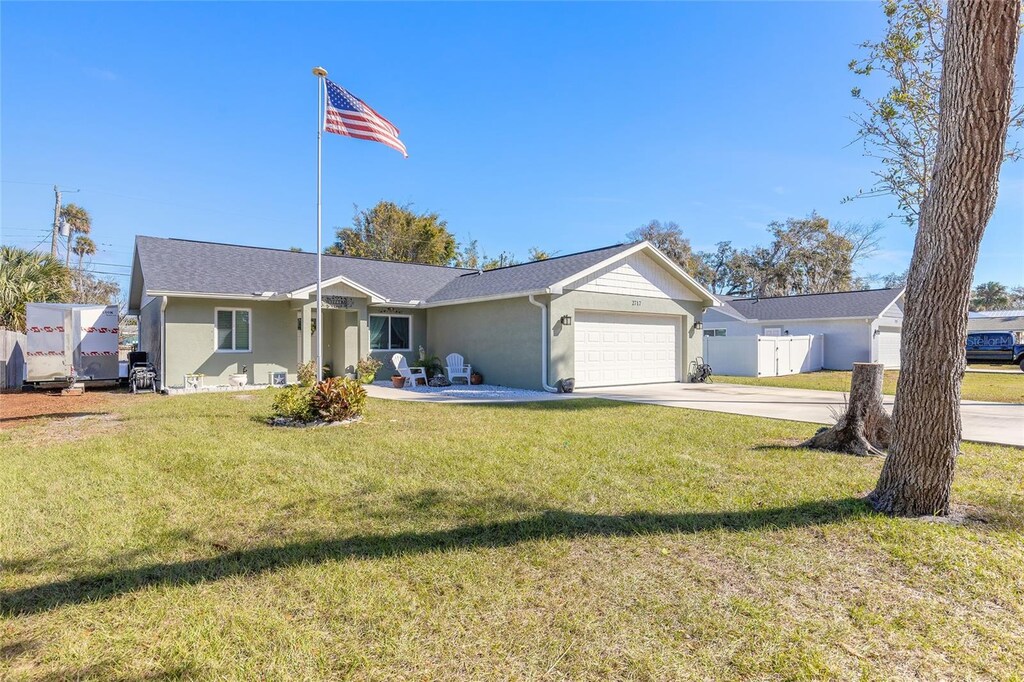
[875, 326, 901, 368]
[574, 311, 681, 387]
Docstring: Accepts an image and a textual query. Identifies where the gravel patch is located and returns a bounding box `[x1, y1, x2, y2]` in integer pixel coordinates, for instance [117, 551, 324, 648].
[372, 381, 553, 401]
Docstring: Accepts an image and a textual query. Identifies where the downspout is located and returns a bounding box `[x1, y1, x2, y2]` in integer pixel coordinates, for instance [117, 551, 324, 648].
[159, 296, 168, 392]
[527, 294, 559, 392]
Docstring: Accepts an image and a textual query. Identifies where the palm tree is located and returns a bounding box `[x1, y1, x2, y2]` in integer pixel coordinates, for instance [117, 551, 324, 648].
[971, 281, 1010, 311]
[60, 203, 92, 267]
[72, 235, 97, 274]
[0, 246, 72, 331]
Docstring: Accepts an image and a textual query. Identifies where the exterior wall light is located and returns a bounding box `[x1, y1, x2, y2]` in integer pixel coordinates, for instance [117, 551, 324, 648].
[560, 314, 572, 326]
[693, 320, 704, 331]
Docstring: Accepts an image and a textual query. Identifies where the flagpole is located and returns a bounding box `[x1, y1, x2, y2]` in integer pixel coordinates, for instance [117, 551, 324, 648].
[312, 66, 327, 383]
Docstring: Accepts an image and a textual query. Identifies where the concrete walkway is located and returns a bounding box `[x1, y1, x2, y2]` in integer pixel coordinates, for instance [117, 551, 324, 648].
[576, 382, 1024, 447]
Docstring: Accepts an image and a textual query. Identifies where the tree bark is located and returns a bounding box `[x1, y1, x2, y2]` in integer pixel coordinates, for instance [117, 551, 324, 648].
[803, 362, 891, 456]
[870, 0, 1021, 517]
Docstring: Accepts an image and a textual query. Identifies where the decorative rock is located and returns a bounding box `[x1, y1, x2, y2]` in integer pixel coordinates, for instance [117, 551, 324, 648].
[428, 375, 452, 387]
[267, 415, 363, 428]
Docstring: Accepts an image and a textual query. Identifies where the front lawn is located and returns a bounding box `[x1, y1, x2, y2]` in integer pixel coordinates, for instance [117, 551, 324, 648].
[717, 369, 1024, 403]
[2, 392, 1022, 680]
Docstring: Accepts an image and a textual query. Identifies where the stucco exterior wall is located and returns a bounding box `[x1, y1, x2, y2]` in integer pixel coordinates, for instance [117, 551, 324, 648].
[164, 297, 297, 387]
[550, 290, 703, 387]
[426, 297, 543, 389]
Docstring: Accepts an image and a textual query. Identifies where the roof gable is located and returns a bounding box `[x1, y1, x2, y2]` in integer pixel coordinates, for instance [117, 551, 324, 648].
[565, 250, 701, 301]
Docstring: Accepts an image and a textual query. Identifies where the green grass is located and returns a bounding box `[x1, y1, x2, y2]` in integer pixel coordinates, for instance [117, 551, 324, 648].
[2, 392, 1023, 680]
[717, 369, 1024, 403]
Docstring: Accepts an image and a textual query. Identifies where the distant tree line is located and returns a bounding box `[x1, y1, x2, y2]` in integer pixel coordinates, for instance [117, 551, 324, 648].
[328, 202, 1023, 308]
[627, 215, 903, 298]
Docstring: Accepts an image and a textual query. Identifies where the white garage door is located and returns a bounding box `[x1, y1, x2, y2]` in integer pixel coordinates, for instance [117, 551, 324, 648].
[574, 311, 680, 387]
[876, 328, 901, 368]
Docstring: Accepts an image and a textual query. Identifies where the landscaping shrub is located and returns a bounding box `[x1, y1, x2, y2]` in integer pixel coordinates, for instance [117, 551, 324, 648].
[297, 361, 317, 387]
[271, 384, 315, 421]
[310, 376, 367, 422]
[356, 356, 383, 384]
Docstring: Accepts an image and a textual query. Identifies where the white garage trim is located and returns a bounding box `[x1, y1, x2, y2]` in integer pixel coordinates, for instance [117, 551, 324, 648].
[574, 310, 681, 387]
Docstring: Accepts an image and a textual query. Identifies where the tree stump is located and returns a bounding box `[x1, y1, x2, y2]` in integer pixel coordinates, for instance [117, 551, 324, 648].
[802, 362, 892, 457]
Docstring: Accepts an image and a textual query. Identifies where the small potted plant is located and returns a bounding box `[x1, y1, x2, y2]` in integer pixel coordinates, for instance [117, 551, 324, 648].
[229, 365, 249, 387]
[470, 371, 483, 385]
[391, 373, 406, 388]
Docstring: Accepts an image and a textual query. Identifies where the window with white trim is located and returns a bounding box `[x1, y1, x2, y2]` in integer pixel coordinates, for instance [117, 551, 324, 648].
[703, 328, 727, 337]
[369, 314, 411, 351]
[763, 327, 782, 337]
[215, 308, 251, 352]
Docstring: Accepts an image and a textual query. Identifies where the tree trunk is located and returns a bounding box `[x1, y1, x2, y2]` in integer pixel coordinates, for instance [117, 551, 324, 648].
[870, 0, 1021, 517]
[803, 362, 891, 456]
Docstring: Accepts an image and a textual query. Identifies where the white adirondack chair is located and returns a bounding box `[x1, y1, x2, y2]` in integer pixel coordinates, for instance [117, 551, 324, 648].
[392, 353, 427, 387]
[444, 353, 472, 385]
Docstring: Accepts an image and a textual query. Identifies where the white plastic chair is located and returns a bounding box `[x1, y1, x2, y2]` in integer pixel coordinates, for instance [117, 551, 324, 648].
[392, 353, 427, 387]
[444, 353, 472, 385]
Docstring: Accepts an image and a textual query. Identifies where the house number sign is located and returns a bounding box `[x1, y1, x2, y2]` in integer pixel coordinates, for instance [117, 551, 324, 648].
[323, 296, 354, 309]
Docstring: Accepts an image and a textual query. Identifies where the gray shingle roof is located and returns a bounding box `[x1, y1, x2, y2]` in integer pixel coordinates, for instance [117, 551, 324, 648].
[425, 243, 634, 304]
[719, 288, 903, 321]
[134, 236, 473, 303]
[132, 237, 638, 307]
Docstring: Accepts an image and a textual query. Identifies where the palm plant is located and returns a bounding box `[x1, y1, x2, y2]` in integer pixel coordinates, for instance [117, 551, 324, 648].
[72, 235, 97, 274]
[971, 281, 1010, 311]
[0, 246, 72, 331]
[60, 203, 92, 267]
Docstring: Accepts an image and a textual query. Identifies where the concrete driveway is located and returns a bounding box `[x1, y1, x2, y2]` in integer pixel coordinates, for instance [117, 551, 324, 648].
[576, 382, 1024, 447]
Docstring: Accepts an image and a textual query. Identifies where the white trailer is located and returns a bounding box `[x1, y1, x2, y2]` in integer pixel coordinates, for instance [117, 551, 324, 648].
[25, 303, 120, 385]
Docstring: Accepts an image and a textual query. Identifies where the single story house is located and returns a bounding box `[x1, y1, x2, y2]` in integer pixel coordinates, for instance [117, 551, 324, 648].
[128, 236, 720, 390]
[701, 288, 905, 369]
[968, 310, 1024, 333]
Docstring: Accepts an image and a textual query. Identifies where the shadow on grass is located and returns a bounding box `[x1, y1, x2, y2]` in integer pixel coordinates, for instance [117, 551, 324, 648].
[1, 497, 871, 616]
[0, 412, 112, 425]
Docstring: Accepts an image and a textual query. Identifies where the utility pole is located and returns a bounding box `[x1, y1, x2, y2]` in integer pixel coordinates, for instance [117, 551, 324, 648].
[50, 185, 62, 258]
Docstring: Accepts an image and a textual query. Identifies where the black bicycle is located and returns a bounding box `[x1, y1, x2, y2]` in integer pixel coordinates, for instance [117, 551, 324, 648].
[689, 357, 713, 383]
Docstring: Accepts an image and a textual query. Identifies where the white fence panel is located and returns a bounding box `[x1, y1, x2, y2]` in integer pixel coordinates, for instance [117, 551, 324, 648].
[703, 334, 824, 378]
[701, 336, 759, 376]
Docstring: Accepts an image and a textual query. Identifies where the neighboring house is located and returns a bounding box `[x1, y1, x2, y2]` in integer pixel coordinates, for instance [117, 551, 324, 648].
[128, 237, 719, 390]
[968, 310, 1024, 333]
[702, 288, 905, 369]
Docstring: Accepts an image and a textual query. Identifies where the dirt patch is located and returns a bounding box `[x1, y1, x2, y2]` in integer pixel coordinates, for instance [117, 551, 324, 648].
[0, 389, 124, 430]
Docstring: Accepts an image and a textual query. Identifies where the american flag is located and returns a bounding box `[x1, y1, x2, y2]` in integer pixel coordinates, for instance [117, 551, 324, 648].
[324, 78, 407, 157]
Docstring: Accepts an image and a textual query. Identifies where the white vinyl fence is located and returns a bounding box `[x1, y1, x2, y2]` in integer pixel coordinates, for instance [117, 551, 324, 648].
[702, 334, 824, 378]
[1, 329, 27, 390]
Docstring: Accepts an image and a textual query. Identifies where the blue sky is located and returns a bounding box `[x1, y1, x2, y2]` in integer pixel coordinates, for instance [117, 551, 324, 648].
[2, 1, 1022, 294]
